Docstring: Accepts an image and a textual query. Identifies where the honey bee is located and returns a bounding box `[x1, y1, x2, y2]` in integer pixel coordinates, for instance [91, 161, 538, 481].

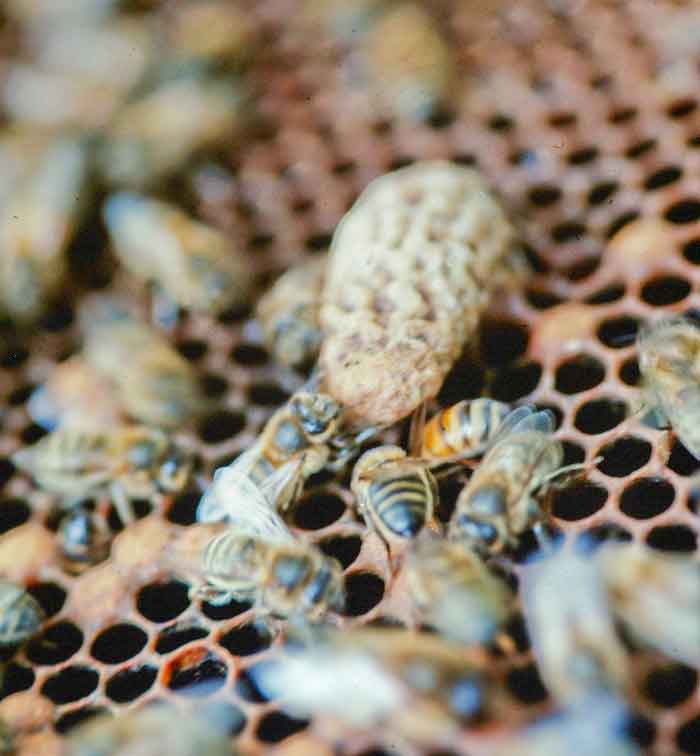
[65, 703, 236, 756]
[598, 541, 700, 668]
[0, 582, 44, 647]
[350, 445, 440, 556]
[254, 627, 508, 747]
[12, 426, 192, 526]
[405, 532, 514, 645]
[521, 548, 628, 705]
[103, 192, 252, 326]
[80, 297, 203, 429]
[191, 465, 345, 621]
[198, 390, 372, 522]
[637, 316, 700, 459]
[256, 256, 326, 369]
[0, 137, 88, 323]
[448, 406, 581, 556]
[59, 507, 111, 575]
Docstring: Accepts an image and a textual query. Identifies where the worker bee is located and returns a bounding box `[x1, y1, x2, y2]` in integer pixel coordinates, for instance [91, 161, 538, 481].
[65, 702, 236, 756]
[256, 256, 326, 369]
[103, 192, 252, 326]
[0, 137, 88, 323]
[350, 445, 440, 557]
[0, 582, 44, 647]
[598, 541, 700, 668]
[198, 390, 373, 522]
[254, 627, 508, 748]
[405, 532, 514, 645]
[448, 405, 581, 556]
[12, 425, 192, 526]
[191, 465, 345, 621]
[637, 316, 700, 459]
[521, 548, 628, 705]
[58, 506, 111, 575]
[80, 297, 204, 429]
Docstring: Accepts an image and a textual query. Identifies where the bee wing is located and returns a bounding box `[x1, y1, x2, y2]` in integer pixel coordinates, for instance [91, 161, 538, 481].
[481, 404, 546, 451]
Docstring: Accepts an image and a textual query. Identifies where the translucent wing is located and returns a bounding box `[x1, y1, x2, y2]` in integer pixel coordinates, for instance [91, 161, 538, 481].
[482, 404, 548, 451]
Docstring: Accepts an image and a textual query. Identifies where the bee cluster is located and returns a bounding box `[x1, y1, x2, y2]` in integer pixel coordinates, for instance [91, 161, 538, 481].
[0, 0, 699, 755]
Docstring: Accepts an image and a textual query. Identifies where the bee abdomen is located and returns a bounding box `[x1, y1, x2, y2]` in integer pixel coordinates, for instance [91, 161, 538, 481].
[370, 476, 429, 538]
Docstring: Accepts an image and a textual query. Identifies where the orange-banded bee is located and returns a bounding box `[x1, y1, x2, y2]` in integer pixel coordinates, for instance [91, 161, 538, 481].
[0, 581, 44, 647]
[448, 405, 582, 556]
[12, 425, 192, 525]
[192, 466, 345, 621]
[198, 390, 373, 522]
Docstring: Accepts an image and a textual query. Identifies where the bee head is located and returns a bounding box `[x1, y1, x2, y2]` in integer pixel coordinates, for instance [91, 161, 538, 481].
[157, 444, 192, 492]
[290, 392, 342, 442]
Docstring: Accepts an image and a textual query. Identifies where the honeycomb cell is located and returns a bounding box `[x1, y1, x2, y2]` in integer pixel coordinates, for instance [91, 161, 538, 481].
[551, 221, 586, 244]
[587, 180, 619, 205]
[676, 717, 700, 754]
[341, 573, 385, 617]
[219, 621, 273, 657]
[668, 99, 697, 118]
[0, 459, 14, 489]
[665, 199, 700, 224]
[549, 111, 577, 127]
[619, 477, 674, 519]
[166, 650, 228, 697]
[561, 441, 586, 467]
[0, 499, 30, 533]
[625, 713, 656, 749]
[7, 384, 34, 406]
[437, 357, 485, 406]
[505, 663, 548, 704]
[554, 355, 605, 394]
[551, 483, 607, 521]
[597, 315, 641, 348]
[176, 339, 208, 362]
[248, 382, 289, 406]
[197, 410, 246, 445]
[231, 343, 269, 366]
[618, 357, 640, 386]
[55, 707, 109, 734]
[137, 581, 190, 623]
[200, 373, 229, 399]
[26, 621, 83, 665]
[156, 623, 209, 655]
[606, 210, 640, 240]
[576, 522, 633, 551]
[527, 184, 562, 207]
[490, 362, 541, 402]
[681, 238, 700, 264]
[1, 663, 34, 697]
[106, 666, 158, 703]
[167, 491, 200, 525]
[585, 283, 625, 305]
[27, 582, 66, 618]
[568, 146, 598, 165]
[91, 623, 148, 664]
[667, 441, 700, 476]
[574, 398, 627, 434]
[318, 534, 362, 569]
[609, 106, 637, 123]
[256, 711, 309, 743]
[643, 664, 698, 708]
[41, 666, 99, 704]
[625, 138, 656, 159]
[640, 276, 691, 306]
[479, 320, 529, 368]
[644, 166, 683, 190]
[292, 492, 345, 530]
[525, 288, 564, 310]
[201, 597, 251, 621]
[596, 436, 652, 477]
[646, 524, 697, 553]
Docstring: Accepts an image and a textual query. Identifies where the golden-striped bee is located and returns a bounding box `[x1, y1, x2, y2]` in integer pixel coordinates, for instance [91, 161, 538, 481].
[448, 406, 578, 556]
[405, 533, 513, 645]
[12, 425, 192, 525]
[598, 541, 700, 668]
[0, 582, 44, 647]
[521, 548, 628, 705]
[103, 192, 252, 326]
[351, 445, 440, 556]
[0, 136, 88, 323]
[637, 316, 700, 459]
[59, 507, 111, 575]
[254, 627, 508, 748]
[80, 297, 204, 429]
[191, 466, 345, 621]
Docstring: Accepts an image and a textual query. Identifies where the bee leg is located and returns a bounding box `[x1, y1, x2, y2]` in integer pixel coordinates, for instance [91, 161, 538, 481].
[109, 482, 135, 526]
[151, 283, 181, 333]
[408, 401, 427, 457]
[658, 430, 674, 465]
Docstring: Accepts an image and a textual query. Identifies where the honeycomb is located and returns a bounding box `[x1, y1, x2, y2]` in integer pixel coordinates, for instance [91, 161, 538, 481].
[0, 0, 699, 754]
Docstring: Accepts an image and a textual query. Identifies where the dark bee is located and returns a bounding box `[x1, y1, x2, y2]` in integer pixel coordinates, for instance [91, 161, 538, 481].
[0, 582, 44, 646]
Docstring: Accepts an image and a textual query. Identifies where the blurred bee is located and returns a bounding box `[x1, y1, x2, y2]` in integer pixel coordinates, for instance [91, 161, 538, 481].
[5, 0, 116, 25]
[598, 541, 700, 668]
[521, 548, 628, 705]
[198, 390, 373, 522]
[80, 297, 204, 429]
[103, 192, 252, 327]
[12, 425, 192, 526]
[351, 445, 440, 557]
[254, 627, 509, 748]
[98, 74, 248, 188]
[448, 406, 582, 556]
[0, 137, 88, 323]
[256, 256, 326, 370]
[59, 507, 111, 575]
[405, 533, 514, 645]
[65, 702, 236, 756]
[637, 316, 700, 459]
[0, 582, 44, 647]
[191, 465, 345, 621]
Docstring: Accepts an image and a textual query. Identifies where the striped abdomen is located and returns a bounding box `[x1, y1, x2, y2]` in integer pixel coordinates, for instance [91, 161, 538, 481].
[368, 472, 435, 539]
[422, 399, 510, 458]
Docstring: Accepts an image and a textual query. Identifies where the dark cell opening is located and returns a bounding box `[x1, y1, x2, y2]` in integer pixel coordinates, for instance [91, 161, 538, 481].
[619, 478, 674, 519]
[522, 243, 549, 274]
[551, 221, 586, 244]
[26, 621, 83, 665]
[565, 256, 600, 281]
[575, 523, 632, 552]
[319, 534, 362, 569]
[256, 711, 309, 743]
[555, 355, 605, 394]
[561, 441, 586, 467]
[506, 664, 548, 704]
[487, 113, 514, 131]
[137, 581, 190, 623]
[625, 713, 656, 749]
[619, 357, 640, 386]
[91, 623, 148, 664]
[552, 483, 607, 521]
[646, 525, 697, 553]
[668, 98, 697, 118]
[504, 614, 530, 653]
[200, 373, 229, 399]
[625, 138, 656, 159]
[167, 491, 200, 525]
[597, 315, 641, 348]
[0, 347, 29, 368]
[574, 398, 627, 434]
[219, 621, 273, 657]
[293, 492, 345, 530]
[198, 410, 246, 445]
[236, 664, 273, 703]
[452, 153, 477, 166]
[106, 665, 158, 703]
[681, 238, 700, 264]
[479, 320, 529, 368]
[644, 166, 683, 190]
[388, 156, 415, 171]
[0, 459, 14, 489]
[534, 403, 563, 430]
[549, 111, 577, 127]
[41, 666, 99, 704]
[200, 597, 251, 621]
[21, 423, 48, 444]
[568, 146, 599, 165]
[641, 276, 691, 306]
[231, 343, 268, 366]
[644, 664, 698, 707]
[527, 184, 561, 207]
[596, 437, 652, 477]
[0, 498, 30, 533]
[167, 651, 227, 696]
[609, 106, 637, 123]
[27, 582, 66, 617]
[248, 382, 290, 407]
[437, 356, 485, 406]
[305, 232, 333, 252]
[332, 159, 355, 175]
[665, 199, 700, 224]
[585, 283, 626, 305]
[176, 339, 208, 361]
[247, 233, 274, 251]
[8, 384, 34, 406]
[0, 663, 34, 697]
[39, 302, 74, 332]
[490, 362, 542, 402]
[688, 134, 700, 148]
[156, 623, 209, 655]
[341, 573, 385, 617]
[525, 288, 564, 309]
[55, 707, 109, 734]
[108, 498, 151, 531]
[676, 717, 700, 754]
[606, 210, 639, 239]
[667, 440, 700, 476]
[588, 181, 619, 205]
